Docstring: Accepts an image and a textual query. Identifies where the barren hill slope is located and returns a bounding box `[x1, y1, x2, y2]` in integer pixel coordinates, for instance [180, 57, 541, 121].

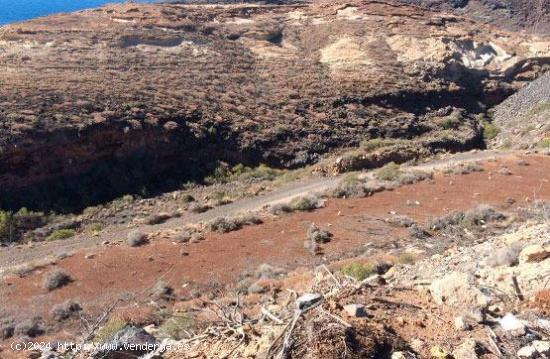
[493, 71, 550, 149]
[0, 0, 549, 210]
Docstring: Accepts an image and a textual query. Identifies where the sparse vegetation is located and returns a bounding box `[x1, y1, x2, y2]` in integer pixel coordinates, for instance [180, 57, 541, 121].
[340, 262, 375, 281]
[42, 269, 71, 291]
[159, 314, 194, 340]
[46, 229, 76, 242]
[94, 317, 128, 344]
[188, 202, 210, 214]
[398, 252, 416, 265]
[205, 163, 282, 184]
[151, 281, 174, 301]
[482, 120, 500, 141]
[289, 195, 324, 212]
[537, 138, 550, 149]
[375, 162, 402, 181]
[428, 204, 505, 232]
[360, 138, 407, 152]
[307, 224, 332, 244]
[51, 300, 82, 321]
[127, 230, 148, 247]
[206, 213, 262, 233]
[443, 161, 483, 175]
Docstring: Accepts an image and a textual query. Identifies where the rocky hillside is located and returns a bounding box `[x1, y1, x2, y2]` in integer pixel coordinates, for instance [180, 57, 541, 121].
[493, 72, 550, 149]
[397, 0, 550, 34]
[0, 0, 549, 211]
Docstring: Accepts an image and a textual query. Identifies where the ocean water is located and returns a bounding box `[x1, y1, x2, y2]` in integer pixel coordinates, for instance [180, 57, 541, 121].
[0, 0, 156, 25]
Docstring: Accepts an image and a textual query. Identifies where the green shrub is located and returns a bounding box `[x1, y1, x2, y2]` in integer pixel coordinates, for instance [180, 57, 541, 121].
[482, 120, 499, 141]
[87, 223, 103, 233]
[0, 210, 13, 242]
[375, 162, 401, 181]
[340, 262, 375, 281]
[537, 138, 550, 149]
[398, 252, 416, 265]
[46, 229, 76, 242]
[94, 318, 128, 344]
[159, 315, 193, 340]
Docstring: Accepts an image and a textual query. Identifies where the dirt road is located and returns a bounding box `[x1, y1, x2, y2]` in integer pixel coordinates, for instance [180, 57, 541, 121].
[0, 149, 513, 269]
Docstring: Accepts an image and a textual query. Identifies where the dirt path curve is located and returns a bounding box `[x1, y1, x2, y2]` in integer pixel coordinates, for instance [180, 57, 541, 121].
[0, 149, 512, 269]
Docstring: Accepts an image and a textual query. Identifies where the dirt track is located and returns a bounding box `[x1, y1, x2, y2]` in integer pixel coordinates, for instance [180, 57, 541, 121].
[0, 150, 519, 269]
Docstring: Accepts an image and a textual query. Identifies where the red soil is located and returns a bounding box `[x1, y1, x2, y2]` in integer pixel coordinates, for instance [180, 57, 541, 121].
[1, 154, 549, 352]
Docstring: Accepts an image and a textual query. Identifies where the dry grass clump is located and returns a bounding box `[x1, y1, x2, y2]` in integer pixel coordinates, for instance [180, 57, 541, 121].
[397, 169, 433, 185]
[151, 280, 174, 301]
[127, 230, 148, 247]
[42, 268, 71, 291]
[188, 202, 210, 214]
[443, 161, 483, 175]
[428, 204, 505, 231]
[206, 213, 262, 233]
[51, 300, 82, 321]
[145, 213, 173, 225]
[375, 162, 401, 181]
[289, 195, 325, 212]
[159, 314, 194, 340]
[307, 224, 332, 244]
[14, 318, 43, 338]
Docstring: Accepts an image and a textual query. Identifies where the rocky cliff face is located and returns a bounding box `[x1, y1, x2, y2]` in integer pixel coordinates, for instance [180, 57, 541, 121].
[0, 0, 548, 210]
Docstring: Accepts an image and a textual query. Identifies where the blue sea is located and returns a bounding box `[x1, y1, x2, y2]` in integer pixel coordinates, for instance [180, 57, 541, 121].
[0, 0, 156, 25]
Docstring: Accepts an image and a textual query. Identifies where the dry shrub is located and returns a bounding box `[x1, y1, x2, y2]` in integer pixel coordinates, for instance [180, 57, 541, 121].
[42, 269, 71, 291]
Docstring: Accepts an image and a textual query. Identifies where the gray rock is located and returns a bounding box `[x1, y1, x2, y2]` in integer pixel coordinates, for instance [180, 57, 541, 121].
[296, 293, 322, 310]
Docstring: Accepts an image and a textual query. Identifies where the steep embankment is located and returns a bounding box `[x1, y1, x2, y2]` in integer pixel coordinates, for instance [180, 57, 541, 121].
[493, 72, 550, 149]
[0, 0, 549, 210]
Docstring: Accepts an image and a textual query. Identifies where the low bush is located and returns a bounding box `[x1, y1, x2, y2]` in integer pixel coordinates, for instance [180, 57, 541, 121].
[482, 120, 499, 141]
[42, 269, 71, 291]
[127, 230, 148, 247]
[159, 314, 194, 340]
[46, 229, 76, 242]
[289, 195, 324, 212]
[51, 300, 82, 321]
[94, 317, 128, 344]
[151, 281, 174, 301]
[340, 262, 375, 281]
[14, 319, 43, 338]
[397, 169, 433, 185]
[188, 202, 210, 214]
[268, 203, 292, 215]
[443, 162, 483, 175]
[375, 162, 401, 181]
[398, 252, 416, 265]
[307, 224, 332, 244]
[206, 213, 262, 233]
